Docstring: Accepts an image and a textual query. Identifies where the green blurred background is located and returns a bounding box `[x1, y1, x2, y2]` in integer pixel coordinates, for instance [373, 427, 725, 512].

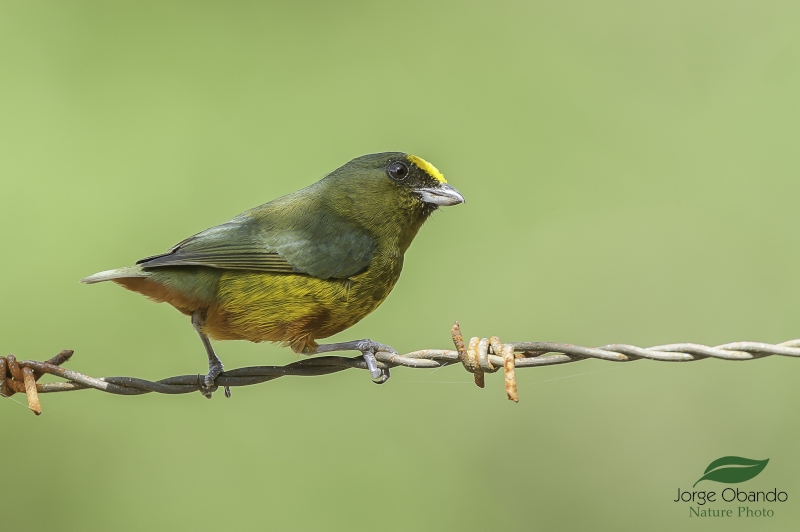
[3, 1, 800, 530]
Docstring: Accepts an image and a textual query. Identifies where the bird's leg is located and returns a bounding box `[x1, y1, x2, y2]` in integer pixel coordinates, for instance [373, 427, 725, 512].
[313, 339, 394, 384]
[191, 310, 231, 399]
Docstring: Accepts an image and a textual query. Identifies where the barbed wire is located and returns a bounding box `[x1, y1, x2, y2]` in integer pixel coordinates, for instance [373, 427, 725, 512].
[3, 322, 800, 416]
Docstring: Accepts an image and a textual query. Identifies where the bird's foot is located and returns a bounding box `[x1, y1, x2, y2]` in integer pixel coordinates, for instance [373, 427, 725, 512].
[199, 361, 230, 399]
[192, 310, 232, 399]
[357, 340, 393, 384]
[314, 339, 394, 384]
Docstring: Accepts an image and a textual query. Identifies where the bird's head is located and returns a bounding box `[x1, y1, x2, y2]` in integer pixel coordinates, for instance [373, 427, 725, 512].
[390, 153, 465, 209]
[324, 151, 464, 217]
[317, 152, 464, 250]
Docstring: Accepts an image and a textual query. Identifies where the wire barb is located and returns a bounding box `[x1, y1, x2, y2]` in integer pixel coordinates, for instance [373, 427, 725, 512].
[3, 324, 800, 416]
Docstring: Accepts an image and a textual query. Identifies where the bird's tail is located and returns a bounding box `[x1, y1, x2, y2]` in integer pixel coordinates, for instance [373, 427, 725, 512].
[80, 265, 149, 284]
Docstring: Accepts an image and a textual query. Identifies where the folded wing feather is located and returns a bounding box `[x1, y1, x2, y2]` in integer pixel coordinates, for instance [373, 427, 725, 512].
[137, 209, 376, 280]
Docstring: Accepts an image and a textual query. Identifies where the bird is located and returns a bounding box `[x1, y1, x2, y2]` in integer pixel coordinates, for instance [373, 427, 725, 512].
[82, 152, 465, 397]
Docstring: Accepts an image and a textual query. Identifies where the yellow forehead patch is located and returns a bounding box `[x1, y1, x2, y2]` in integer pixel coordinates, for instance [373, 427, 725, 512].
[408, 155, 446, 183]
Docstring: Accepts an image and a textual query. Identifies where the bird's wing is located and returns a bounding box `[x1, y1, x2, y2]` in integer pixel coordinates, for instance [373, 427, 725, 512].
[137, 210, 376, 280]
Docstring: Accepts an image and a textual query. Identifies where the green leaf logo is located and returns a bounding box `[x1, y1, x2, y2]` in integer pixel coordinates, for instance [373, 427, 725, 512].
[693, 457, 769, 487]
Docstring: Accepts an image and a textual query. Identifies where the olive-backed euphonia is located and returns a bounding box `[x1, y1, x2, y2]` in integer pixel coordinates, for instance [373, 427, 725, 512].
[82, 152, 464, 396]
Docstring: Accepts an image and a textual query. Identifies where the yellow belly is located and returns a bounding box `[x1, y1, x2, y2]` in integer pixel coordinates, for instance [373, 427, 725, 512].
[204, 254, 402, 353]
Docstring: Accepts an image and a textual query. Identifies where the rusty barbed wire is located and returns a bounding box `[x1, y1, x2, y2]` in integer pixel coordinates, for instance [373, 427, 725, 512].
[3, 322, 800, 416]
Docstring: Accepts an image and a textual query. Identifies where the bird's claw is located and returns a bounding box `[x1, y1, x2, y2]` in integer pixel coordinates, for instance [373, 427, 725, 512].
[357, 340, 393, 384]
[199, 363, 230, 398]
[314, 338, 394, 384]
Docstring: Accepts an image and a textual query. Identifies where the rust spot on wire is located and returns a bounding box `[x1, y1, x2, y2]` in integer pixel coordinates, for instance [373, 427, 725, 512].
[2, 350, 76, 414]
[22, 367, 41, 415]
[451, 321, 467, 359]
[466, 337, 485, 388]
[0, 357, 9, 399]
[502, 344, 518, 402]
[454, 321, 485, 388]
[490, 336, 518, 402]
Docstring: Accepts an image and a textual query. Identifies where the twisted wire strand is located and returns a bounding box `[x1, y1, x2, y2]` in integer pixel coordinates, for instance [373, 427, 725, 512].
[3, 322, 799, 416]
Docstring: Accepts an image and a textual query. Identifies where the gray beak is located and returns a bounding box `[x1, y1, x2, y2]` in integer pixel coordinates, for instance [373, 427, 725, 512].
[415, 183, 465, 206]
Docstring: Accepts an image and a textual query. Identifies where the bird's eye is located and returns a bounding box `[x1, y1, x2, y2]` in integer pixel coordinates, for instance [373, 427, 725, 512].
[387, 161, 409, 181]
